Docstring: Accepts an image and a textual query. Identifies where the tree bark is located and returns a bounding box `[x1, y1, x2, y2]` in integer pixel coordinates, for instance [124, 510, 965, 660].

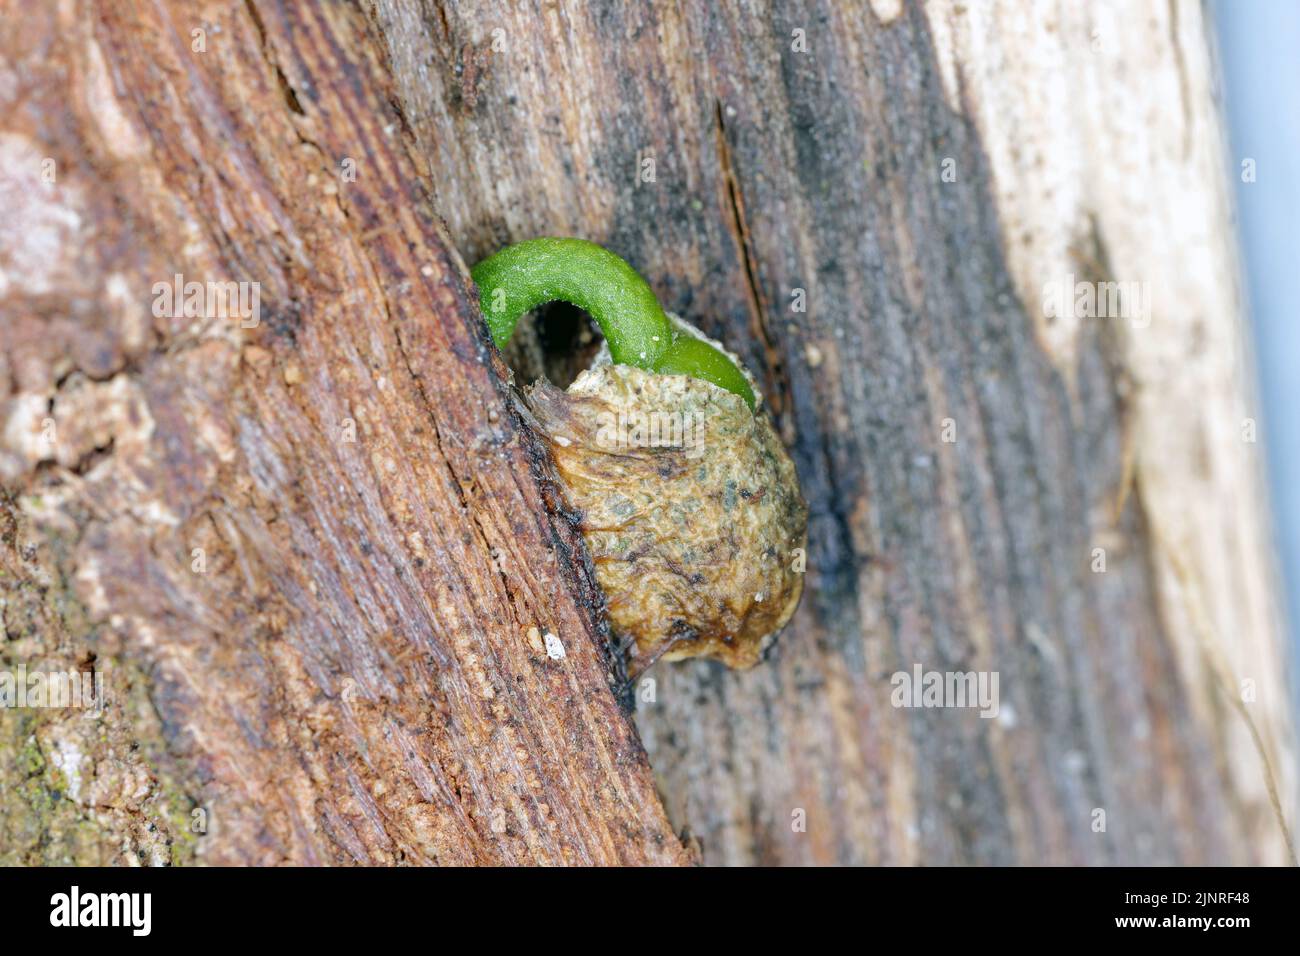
[1, 0, 1295, 867]
[0, 0, 685, 865]
[371, 0, 1296, 865]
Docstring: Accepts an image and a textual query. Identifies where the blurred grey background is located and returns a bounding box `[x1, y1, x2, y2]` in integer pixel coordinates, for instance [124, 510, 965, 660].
[1212, 0, 1300, 709]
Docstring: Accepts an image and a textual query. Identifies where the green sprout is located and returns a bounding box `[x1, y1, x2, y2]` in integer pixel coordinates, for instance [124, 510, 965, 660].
[471, 237, 756, 410]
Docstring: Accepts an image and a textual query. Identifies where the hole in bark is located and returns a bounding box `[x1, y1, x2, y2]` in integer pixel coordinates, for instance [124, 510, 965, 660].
[500, 302, 603, 390]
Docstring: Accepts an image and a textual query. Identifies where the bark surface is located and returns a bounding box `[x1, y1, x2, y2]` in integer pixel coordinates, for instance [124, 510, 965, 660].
[0, 0, 686, 866]
[373, 0, 1296, 865]
[1, 0, 1294, 867]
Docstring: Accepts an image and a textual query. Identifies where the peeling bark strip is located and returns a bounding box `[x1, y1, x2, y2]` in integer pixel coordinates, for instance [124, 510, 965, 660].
[374, 0, 1296, 865]
[0, 0, 687, 864]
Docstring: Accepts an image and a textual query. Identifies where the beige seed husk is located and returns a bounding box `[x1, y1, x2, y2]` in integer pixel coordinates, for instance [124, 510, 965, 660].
[525, 318, 807, 670]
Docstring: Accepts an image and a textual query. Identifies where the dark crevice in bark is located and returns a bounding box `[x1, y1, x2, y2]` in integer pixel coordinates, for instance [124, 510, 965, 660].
[712, 97, 790, 417]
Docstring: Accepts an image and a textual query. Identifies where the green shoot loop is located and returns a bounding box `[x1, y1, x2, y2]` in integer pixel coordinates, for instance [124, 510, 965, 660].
[471, 237, 756, 410]
[654, 335, 755, 406]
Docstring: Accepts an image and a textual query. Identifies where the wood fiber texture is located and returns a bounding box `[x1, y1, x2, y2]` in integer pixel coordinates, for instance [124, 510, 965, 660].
[371, 0, 1296, 865]
[0, 0, 686, 865]
[2, 0, 1293, 867]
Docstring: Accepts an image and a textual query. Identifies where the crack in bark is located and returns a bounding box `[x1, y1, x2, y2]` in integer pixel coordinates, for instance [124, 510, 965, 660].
[713, 99, 788, 415]
[1167, 0, 1194, 160]
[243, 0, 305, 116]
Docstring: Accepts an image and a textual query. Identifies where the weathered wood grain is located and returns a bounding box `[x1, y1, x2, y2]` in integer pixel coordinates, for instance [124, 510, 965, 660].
[4, 0, 1293, 868]
[372, 0, 1296, 864]
[0, 0, 686, 865]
